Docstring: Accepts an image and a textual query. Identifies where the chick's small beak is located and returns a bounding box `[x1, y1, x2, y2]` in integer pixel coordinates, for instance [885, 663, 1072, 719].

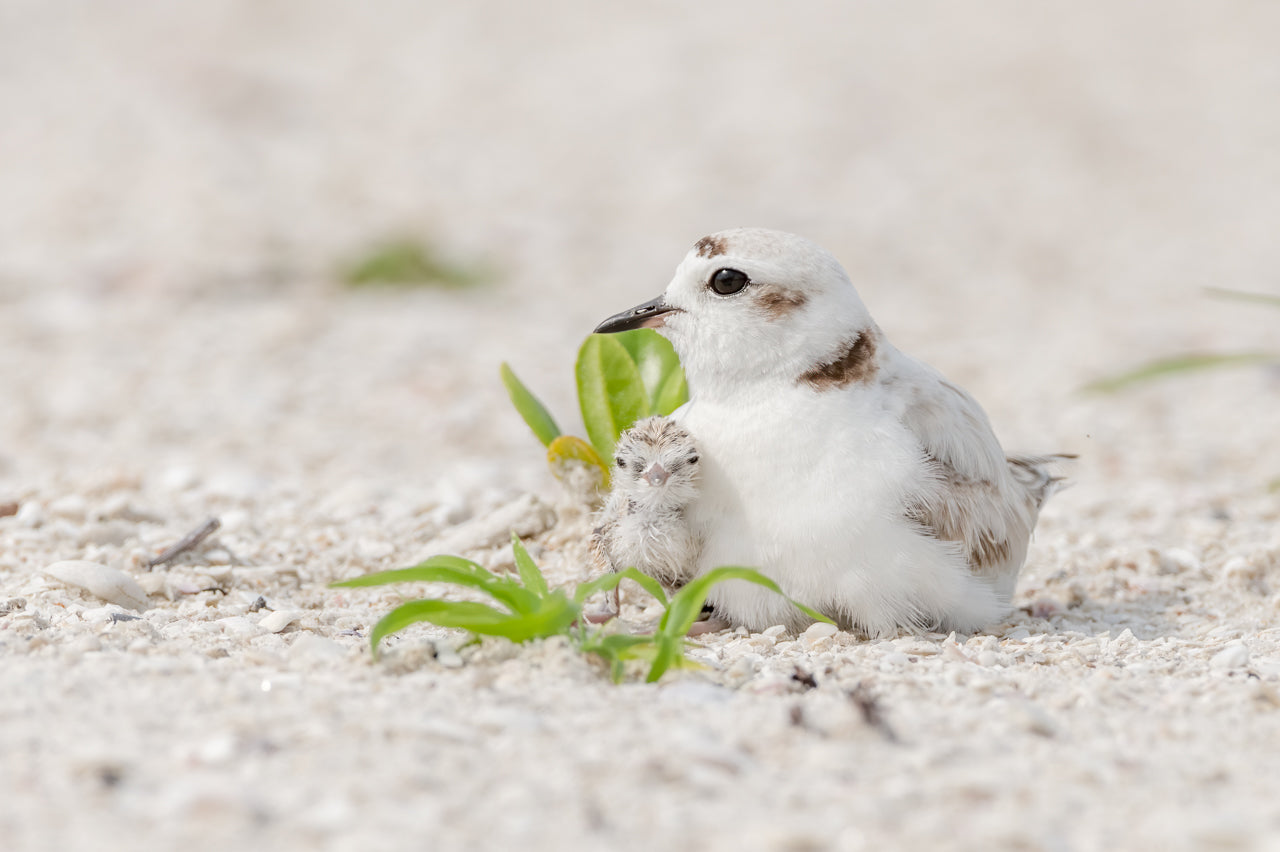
[641, 462, 669, 487]
[594, 294, 677, 334]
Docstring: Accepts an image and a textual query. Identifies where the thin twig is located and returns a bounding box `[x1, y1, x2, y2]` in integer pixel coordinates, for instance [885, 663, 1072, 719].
[849, 682, 899, 743]
[149, 517, 221, 569]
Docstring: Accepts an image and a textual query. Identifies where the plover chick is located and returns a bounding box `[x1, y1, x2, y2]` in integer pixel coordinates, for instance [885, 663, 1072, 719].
[588, 416, 702, 618]
[594, 228, 1072, 636]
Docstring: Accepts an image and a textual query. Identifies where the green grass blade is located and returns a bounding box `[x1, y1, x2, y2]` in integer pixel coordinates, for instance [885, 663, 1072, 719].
[1083, 352, 1277, 393]
[645, 634, 686, 682]
[573, 567, 669, 607]
[500, 363, 562, 447]
[332, 555, 541, 615]
[660, 566, 834, 637]
[510, 532, 548, 596]
[370, 599, 512, 656]
[473, 593, 580, 642]
[330, 555, 495, 589]
[576, 334, 650, 461]
[1205, 287, 1280, 308]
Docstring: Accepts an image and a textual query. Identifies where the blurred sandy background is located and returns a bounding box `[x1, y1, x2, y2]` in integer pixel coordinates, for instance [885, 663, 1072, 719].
[3, 3, 1279, 850]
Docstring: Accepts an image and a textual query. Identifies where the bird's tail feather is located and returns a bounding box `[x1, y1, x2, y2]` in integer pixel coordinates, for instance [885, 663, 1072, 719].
[1007, 452, 1077, 511]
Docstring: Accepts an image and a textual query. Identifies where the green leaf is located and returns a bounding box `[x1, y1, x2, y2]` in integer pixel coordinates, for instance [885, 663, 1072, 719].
[546, 434, 611, 489]
[330, 555, 493, 588]
[576, 334, 650, 461]
[659, 566, 834, 638]
[1083, 352, 1277, 393]
[474, 594, 580, 642]
[646, 634, 689, 682]
[615, 329, 682, 401]
[510, 532, 548, 596]
[500, 363, 562, 447]
[369, 599, 512, 656]
[573, 567, 669, 608]
[652, 368, 689, 416]
[330, 556, 541, 615]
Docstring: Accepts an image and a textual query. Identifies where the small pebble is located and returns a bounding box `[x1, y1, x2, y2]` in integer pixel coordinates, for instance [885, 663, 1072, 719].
[434, 642, 464, 668]
[48, 494, 88, 521]
[259, 610, 300, 633]
[1209, 642, 1250, 670]
[801, 622, 838, 648]
[288, 633, 346, 662]
[16, 502, 46, 528]
[1158, 548, 1202, 575]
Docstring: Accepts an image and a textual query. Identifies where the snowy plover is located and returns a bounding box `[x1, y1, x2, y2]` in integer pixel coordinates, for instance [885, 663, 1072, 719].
[594, 228, 1070, 636]
[590, 416, 702, 601]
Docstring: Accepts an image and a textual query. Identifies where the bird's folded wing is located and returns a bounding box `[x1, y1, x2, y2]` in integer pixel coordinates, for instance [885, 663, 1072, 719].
[895, 368, 1030, 577]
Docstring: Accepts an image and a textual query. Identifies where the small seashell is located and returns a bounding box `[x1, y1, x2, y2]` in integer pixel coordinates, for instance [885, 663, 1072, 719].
[43, 560, 149, 611]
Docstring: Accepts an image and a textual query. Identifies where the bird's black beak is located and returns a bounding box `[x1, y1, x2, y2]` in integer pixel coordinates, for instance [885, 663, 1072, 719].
[593, 295, 678, 334]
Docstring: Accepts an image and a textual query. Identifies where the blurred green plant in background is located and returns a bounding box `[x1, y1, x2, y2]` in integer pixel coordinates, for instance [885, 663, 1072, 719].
[342, 238, 489, 288]
[1085, 287, 1279, 490]
[1084, 288, 1278, 393]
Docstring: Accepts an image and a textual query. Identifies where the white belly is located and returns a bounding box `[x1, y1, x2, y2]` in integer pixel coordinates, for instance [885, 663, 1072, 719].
[675, 388, 1001, 635]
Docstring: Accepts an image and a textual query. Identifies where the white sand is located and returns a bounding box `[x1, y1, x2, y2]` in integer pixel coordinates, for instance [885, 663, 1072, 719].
[3, 2, 1280, 850]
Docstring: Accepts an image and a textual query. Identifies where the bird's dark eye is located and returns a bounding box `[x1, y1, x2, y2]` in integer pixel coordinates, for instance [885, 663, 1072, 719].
[709, 268, 749, 296]
[616, 457, 626, 469]
[687, 454, 699, 465]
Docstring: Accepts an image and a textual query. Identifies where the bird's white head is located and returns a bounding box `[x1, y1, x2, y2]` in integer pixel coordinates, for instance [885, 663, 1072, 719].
[595, 229, 880, 398]
[611, 416, 700, 511]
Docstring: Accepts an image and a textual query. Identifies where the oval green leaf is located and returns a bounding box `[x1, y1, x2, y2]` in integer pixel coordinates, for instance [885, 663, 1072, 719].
[652, 367, 689, 416]
[576, 335, 650, 461]
[615, 329, 682, 403]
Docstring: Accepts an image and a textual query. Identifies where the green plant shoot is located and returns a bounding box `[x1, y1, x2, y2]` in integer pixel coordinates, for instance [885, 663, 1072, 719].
[330, 533, 832, 683]
[500, 328, 689, 484]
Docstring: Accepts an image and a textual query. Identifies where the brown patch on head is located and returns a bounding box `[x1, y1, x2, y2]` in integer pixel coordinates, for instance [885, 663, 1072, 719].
[755, 286, 808, 320]
[799, 332, 878, 390]
[693, 234, 729, 259]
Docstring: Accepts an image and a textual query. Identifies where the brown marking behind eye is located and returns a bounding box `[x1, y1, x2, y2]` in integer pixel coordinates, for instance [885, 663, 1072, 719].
[799, 332, 878, 390]
[755, 287, 808, 319]
[694, 235, 728, 258]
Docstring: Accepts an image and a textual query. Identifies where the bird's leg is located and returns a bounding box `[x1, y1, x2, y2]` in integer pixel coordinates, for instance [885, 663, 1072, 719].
[686, 603, 730, 636]
[582, 579, 620, 624]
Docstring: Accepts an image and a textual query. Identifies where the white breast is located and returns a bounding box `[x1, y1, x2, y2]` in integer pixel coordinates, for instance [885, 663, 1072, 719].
[675, 384, 1003, 635]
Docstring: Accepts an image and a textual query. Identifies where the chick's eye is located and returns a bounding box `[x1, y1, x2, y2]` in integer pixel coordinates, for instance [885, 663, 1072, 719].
[687, 454, 699, 465]
[709, 268, 749, 296]
[615, 457, 626, 469]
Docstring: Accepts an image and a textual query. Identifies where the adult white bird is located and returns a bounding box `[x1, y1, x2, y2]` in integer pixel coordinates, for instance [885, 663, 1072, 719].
[593, 228, 1070, 636]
